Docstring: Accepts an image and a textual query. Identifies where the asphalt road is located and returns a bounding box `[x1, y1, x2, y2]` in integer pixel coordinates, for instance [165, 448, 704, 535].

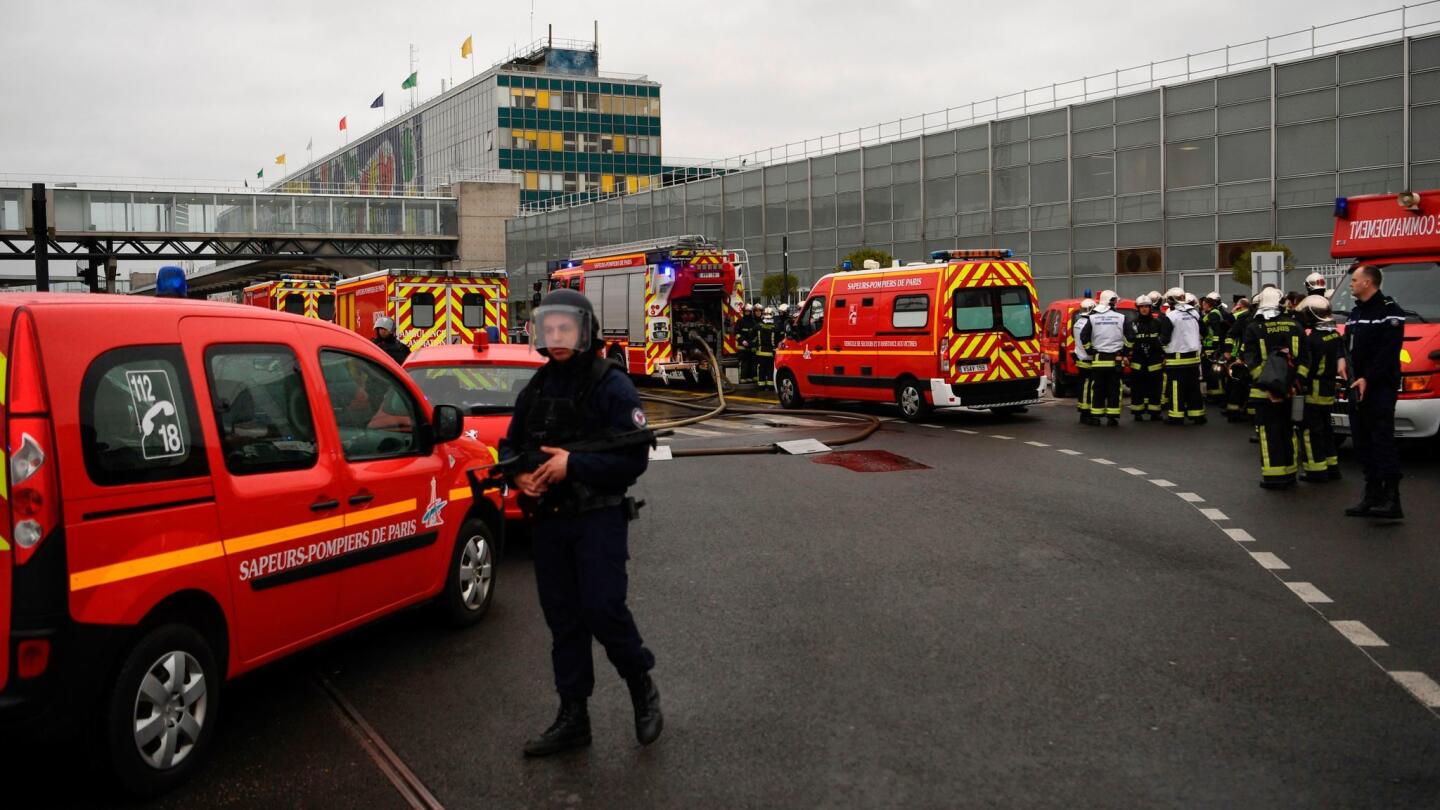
[8, 390, 1439, 808]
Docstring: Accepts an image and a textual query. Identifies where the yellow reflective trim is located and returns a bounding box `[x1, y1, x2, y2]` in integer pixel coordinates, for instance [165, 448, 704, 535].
[449, 486, 473, 503]
[223, 515, 346, 556]
[70, 542, 225, 592]
[0, 353, 6, 405]
[0, 537, 9, 551]
[0, 450, 7, 500]
[344, 498, 416, 527]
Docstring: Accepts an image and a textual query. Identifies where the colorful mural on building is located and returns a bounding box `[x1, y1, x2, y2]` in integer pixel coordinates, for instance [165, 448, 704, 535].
[279, 116, 424, 196]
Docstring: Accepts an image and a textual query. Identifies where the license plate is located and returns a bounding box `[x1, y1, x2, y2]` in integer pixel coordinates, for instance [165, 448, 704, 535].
[958, 363, 988, 374]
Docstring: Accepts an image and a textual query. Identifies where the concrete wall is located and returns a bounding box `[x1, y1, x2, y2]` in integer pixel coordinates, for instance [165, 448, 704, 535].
[453, 181, 520, 271]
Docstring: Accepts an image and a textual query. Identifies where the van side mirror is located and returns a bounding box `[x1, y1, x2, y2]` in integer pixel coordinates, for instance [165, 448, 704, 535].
[432, 404, 464, 443]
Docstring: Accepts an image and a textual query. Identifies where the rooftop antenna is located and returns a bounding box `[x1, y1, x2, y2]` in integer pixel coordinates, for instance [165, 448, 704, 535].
[408, 43, 419, 111]
[529, 0, 534, 42]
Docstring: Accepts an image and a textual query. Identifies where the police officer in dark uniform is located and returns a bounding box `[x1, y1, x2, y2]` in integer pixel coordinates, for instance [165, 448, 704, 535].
[1240, 287, 1308, 489]
[372, 316, 410, 365]
[500, 289, 663, 756]
[1342, 264, 1407, 519]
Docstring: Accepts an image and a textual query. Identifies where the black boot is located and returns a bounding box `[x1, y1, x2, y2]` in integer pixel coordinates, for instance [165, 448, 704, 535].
[1369, 477, 1404, 520]
[626, 673, 663, 746]
[523, 697, 591, 757]
[1344, 479, 1382, 518]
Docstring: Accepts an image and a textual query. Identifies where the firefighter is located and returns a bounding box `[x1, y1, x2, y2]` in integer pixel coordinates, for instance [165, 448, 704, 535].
[736, 303, 759, 385]
[777, 303, 792, 340]
[1129, 294, 1164, 420]
[502, 288, 662, 757]
[1224, 297, 1254, 422]
[1200, 292, 1228, 403]
[1305, 272, 1328, 297]
[1296, 294, 1343, 483]
[1342, 264, 1406, 520]
[1080, 290, 1132, 426]
[1072, 298, 1097, 424]
[1240, 286, 1308, 489]
[756, 306, 778, 389]
[1158, 288, 1206, 424]
[372, 316, 410, 365]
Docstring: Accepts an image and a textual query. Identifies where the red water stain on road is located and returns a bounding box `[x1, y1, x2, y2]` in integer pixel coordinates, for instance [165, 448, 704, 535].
[812, 450, 931, 473]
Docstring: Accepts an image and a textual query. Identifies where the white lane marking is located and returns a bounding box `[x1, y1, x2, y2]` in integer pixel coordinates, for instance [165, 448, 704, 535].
[648, 445, 674, 461]
[1025, 441, 1050, 447]
[1285, 582, 1334, 604]
[1250, 552, 1290, 570]
[919, 423, 946, 429]
[1121, 467, 1147, 476]
[759, 415, 846, 428]
[1150, 479, 1176, 487]
[1224, 528, 1257, 543]
[706, 419, 767, 432]
[1090, 458, 1116, 465]
[1390, 672, 1440, 708]
[953, 428, 978, 434]
[1176, 492, 1205, 503]
[877, 417, 900, 422]
[1331, 620, 1388, 648]
[1199, 508, 1229, 521]
[1057, 449, 1083, 455]
[671, 426, 726, 437]
[991, 434, 1014, 440]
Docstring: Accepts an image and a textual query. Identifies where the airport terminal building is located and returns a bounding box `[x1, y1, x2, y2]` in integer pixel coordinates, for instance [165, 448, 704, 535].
[505, 29, 1440, 306]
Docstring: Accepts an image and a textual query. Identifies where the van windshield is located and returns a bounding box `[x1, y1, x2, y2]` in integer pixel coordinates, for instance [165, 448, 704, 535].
[953, 286, 1035, 338]
[1331, 262, 1440, 324]
[408, 364, 538, 413]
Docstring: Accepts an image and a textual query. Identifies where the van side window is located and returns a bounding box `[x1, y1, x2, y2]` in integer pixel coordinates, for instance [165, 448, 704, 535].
[461, 292, 484, 328]
[80, 346, 209, 486]
[281, 296, 305, 316]
[319, 350, 424, 461]
[316, 294, 336, 322]
[799, 296, 826, 338]
[410, 291, 436, 328]
[892, 295, 929, 328]
[997, 288, 1036, 338]
[205, 346, 319, 475]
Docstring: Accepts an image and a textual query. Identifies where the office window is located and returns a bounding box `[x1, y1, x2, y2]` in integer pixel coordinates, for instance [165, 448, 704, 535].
[1219, 100, 1270, 134]
[1219, 180, 1272, 212]
[1339, 77, 1403, 115]
[1339, 111, 1403, 169]
[1277, 120, 1337, 176]
[1072, 128, 1113, 156]
[1278, 89, 1336, 124]
[1031, 135, 1066, 163]
[1166, 109, 1215, 141]
[1166, 139, 1215, 188]
[1218, 130, 1271, 183]
[1073, 155, 1115, 200]
[1116, 90, 1160, 123]
[1116, 147, 1160, 193]
[1073, 99, 1114, 130]
[1030, 161, 1067, 204]
[1116, 118, 1160, 149]
[1339, 43, 1402, 83]
[993, 166, 1028, 207]
[957, 174, 988, 212]
[1414, 105, 1440, 162]
[1277, 56, 1336, 95]
[1218, 68, 1270, 105]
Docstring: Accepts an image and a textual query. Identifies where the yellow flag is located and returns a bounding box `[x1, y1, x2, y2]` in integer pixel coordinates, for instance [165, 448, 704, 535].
[275, 154, 287, 165]
[460, 35, 473, 59]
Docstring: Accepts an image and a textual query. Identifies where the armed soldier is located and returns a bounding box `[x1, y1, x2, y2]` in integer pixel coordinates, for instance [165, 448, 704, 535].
[500, 289, 663, 757]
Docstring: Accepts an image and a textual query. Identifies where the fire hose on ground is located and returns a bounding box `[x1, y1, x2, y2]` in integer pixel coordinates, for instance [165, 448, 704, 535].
[636, 339, 882, 458]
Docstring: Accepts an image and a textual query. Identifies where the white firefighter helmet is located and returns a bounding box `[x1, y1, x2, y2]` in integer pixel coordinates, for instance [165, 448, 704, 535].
[1097, 289, 1118, 309]
[1148, 290, 1162, 302]
[1135, 294, 1152, 307]
[1305, 272, 1327, 291]
[778, 303, 790, 314]
[1297, 294, 1333, 323]
[763, 306, 776, 317]
[1184, 292, 1198, 306]
[1205, 290, 1221, 303]
[1164, 287, 1185, 306]
[1079, 297, 1096, 313]
[1253, 286, 1284, 311]
[374, 315, 396, 333]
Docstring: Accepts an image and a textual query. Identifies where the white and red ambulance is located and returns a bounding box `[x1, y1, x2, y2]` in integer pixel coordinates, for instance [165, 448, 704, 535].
[774, 250, 1044, 421]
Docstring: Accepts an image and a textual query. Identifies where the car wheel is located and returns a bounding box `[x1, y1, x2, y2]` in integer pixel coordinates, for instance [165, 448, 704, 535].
[776, 370, 804, 409]
[895, 379, 932, 422]
[105, 623, 220, 798]
[608, 346, 629, 374]
[439, 518, 497, 627]
[1050, 365, 1070, 398]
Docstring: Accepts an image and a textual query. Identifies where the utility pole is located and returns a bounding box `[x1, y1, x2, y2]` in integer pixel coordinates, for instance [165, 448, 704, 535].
[30, 183, 49, 292]
[781, 235, 790, 306]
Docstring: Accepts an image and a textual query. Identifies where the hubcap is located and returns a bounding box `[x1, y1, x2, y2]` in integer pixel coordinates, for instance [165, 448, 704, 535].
[133, 650, 207, 771]
[459, 535, 493, 610]
[900, 386, 920, 416]
[780, 377, 795, 403]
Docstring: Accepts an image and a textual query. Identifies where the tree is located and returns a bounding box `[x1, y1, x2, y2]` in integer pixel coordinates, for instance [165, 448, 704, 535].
[1230, 243, 1294, 286]
[840, 247, 895, 272]
[760, 273, 791, 303]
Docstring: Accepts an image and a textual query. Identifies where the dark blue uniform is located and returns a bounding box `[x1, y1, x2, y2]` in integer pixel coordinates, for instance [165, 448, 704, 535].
[500, 353, 655, 700]
[1346, 292, 1406, 483]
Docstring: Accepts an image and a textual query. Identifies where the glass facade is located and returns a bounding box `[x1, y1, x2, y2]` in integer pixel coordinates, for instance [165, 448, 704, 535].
[507, 34, 1438, 307]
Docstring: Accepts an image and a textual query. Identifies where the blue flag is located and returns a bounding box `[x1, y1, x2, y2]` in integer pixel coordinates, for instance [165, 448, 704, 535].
[370, 93, 384, 109]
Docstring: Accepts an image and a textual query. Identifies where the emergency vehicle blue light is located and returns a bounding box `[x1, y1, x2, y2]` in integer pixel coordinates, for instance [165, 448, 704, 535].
[1083, 288, 1093, 298]
[155, 266, 188, 298]
[659, 263, 674, 276]
[842, 260, 853, 270]
[1334, 196, 1349, 219]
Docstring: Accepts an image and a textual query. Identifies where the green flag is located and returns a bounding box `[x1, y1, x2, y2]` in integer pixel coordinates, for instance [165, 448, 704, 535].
[256, 168, 264, 179]
[401, 71, 417, 89]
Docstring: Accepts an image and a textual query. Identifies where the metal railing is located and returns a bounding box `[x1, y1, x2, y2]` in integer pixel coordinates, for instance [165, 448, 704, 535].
[0, 170, 519, 199]
[519, 1, 1440, 214]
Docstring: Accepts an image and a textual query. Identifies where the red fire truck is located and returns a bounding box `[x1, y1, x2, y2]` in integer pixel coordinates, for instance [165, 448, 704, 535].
[774, 249, 1044, 421]
[334, 269, 510, 348]
[1330, 189, 1440, 438]
[242, 274, 336, 321]
[546, 236, 746, 382]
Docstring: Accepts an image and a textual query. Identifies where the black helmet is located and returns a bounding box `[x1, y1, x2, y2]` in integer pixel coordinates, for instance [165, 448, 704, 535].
[530, 288, 599, 355]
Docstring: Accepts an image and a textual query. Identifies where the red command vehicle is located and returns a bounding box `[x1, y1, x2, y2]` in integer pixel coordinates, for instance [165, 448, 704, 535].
[241, 274, 336, 321]
[0, 295, 504, 796]
[1330, 189, 1440, 438]
[774, 250, 1044, 421]
[547, 235, 747, 382]
[335, 268, 510, 350]
[404, 334, 546, 521]
[1039, 297, 1139, 397]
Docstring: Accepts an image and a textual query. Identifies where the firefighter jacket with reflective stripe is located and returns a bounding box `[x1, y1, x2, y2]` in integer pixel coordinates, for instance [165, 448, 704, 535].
[1303, 324, 1345, 405]
[1081, 307, 1132, 355]
[736, 315, 758, 350]
[756, 321, 777, 355]
[1159, 305, 1202, 354]
[1225, 308, 1252, 355]
[1241, 310, 1309, 393]
[1071, 313, 1092, 362]
[1346, 292, 1406, 389]
[1202, 308, 1228, 352]
[1131, 313, 1164, 370]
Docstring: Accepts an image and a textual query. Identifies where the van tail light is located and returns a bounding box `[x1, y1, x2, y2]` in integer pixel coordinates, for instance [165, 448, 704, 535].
[7, 310, 57, 568]
[1401, 374, 1432, 394]
[940, 338, 950, 373]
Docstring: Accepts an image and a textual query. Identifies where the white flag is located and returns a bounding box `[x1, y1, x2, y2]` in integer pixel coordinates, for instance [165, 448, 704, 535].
[306, 137, 313, 151]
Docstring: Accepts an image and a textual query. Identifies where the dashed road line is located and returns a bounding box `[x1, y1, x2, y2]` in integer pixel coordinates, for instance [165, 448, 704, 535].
[1025, 441, 1050, 447]
[1390, 672, 1440, 708]
[1150, 479, 1176, 487]
[1176, 492, 1205, 503]
[953, 428, 978, 434]
[1199, 508, 1229, 521]
[1331, 620, 1388, 648]
[1120, 467, 1147, 476]
[1223, 528, 1257, 543]
[991, 434, 1014, 440]
[670, 426, 728, 438]
[1057, 448, 1083, 455]
[1285, 582, 1334, 604]
[1090, 458, 1116, 465]
[1250, 552, 1290, 570]
[919, 423, 946, 429]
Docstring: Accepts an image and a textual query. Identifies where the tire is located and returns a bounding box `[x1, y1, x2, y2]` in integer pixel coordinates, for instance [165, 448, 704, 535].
[895, 379, 932, 422]
[105, 623, 221, 798]
[438, 518, 498, 627]
[776, 370, 804, 410]
[1050, 366, 1071, 398]
[608, 346, 629, 375]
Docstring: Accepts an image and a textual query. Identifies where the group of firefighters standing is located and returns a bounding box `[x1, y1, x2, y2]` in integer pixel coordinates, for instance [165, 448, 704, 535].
[735, 302, 792, 388]
[1069, 271, 1404, 518]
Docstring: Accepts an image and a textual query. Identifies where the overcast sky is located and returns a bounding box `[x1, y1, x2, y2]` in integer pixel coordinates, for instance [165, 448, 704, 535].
[0, 0, 1406, 185]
